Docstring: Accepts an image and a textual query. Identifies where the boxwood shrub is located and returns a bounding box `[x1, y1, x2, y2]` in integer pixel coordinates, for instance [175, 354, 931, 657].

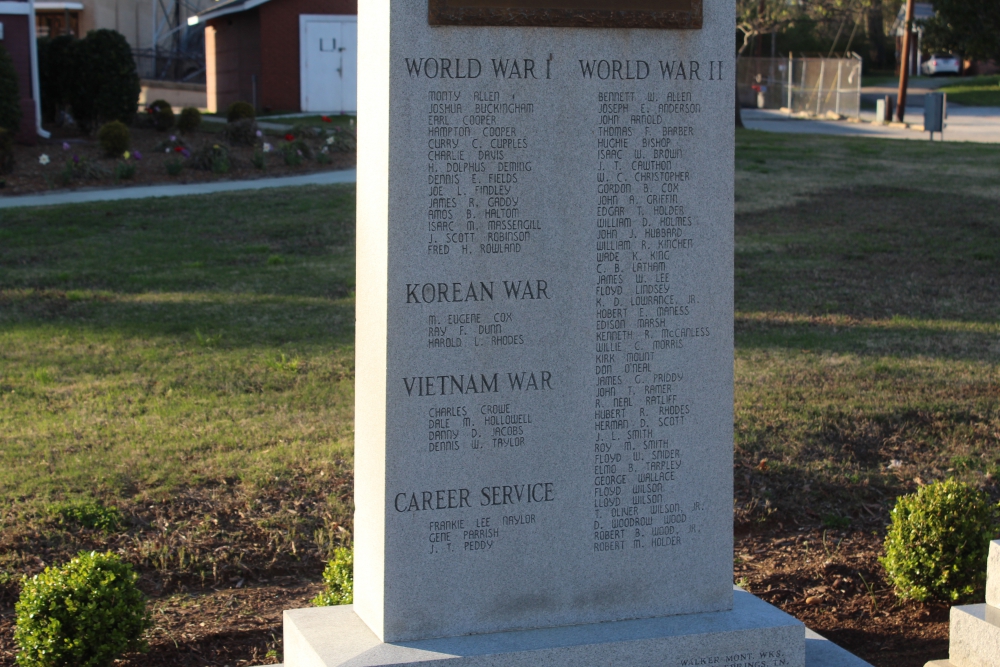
[881, 479, 1000, 603]
[14, 551, 150, 667]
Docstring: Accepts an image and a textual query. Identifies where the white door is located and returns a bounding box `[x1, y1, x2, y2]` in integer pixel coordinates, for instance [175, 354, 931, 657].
[300, 15, 357, 114]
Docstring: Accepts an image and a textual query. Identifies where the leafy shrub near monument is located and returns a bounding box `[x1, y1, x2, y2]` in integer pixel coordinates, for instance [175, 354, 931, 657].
[881, 479, 1000, 603]
[97, 120, 131, 156]
[0, 43, 21, 135]
[14, 551, 151, 667]
[147, 99, 175, 131]
[68, 29, 141, 131]
[226, 101, 255, 122]
[312, 547, 353, 606]
[177, 106, 201, 133]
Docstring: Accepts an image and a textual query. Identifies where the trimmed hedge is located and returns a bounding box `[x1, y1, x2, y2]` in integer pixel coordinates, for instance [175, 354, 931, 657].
[881, 479, 1000, 603]
[14, 551, 150, 667]
[68, 30, 141, 131]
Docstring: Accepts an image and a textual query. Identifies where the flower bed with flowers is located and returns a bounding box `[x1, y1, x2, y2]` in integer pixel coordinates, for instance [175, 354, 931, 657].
[0, 116, 356, 195]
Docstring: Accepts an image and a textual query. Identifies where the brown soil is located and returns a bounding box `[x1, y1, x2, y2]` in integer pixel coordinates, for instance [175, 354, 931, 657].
[0, 526, 950, 666]
[0, 123, 355, 197]
[736, 526, 949, 667]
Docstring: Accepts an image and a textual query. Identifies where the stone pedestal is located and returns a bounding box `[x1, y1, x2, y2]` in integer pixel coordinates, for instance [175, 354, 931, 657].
[284, 589, 803, 667]
[928, 541, 1000, 667]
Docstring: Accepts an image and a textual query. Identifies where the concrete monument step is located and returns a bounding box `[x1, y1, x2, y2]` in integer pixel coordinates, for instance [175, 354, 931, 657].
[987, 540, 999, 608]
[946, 603, 1000, 667]
[924, 540, 1000, 667]
[281, 589, 872, 667]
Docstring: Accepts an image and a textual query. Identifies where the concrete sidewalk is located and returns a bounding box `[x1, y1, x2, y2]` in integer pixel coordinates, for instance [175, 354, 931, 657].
[0, 169, 357, 209]
[743, 106, 1000, 143]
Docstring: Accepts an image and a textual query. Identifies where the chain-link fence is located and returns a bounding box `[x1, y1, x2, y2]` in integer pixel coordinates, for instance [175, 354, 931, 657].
[738, 55, 863, 119]
[133, 49, 206, 83]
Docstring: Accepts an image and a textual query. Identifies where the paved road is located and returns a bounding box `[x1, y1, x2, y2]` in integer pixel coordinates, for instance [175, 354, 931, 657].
[743, 105, 1000, 143]
[0, 169, 357, 210]
[860, 76, 950, 110]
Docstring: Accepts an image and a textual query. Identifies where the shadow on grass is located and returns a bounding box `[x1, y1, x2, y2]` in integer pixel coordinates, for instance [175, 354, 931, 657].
[736, 312, 1000, 361]
[736, 187, 1000, 325]
[0, 289, 355, 348]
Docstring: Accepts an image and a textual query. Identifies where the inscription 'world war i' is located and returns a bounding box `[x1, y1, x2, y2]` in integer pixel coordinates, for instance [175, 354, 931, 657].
[428, 0, 702, 29]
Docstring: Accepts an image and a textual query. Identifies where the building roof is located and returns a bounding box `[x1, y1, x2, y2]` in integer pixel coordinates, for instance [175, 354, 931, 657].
[891, 2, 936, 36]
[188, 0, 272, 26]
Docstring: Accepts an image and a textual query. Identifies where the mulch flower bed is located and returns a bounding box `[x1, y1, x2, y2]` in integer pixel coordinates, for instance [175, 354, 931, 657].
[0, 121, 356, 197]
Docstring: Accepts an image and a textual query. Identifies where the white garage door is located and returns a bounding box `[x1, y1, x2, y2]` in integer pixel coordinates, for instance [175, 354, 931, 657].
[300, 15, 357, 114]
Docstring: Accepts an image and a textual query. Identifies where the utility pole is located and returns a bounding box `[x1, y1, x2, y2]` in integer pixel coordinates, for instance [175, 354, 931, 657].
[895, 0, 915, 122]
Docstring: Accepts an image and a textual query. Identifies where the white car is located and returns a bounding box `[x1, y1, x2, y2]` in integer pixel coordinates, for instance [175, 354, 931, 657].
[922, 54, 960, 76]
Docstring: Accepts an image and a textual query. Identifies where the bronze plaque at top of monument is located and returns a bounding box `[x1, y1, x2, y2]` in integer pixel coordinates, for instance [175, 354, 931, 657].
[428, 0, 702, 29]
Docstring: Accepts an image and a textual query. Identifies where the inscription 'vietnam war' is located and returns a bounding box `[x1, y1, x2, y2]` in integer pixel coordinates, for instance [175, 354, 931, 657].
[403, 371, 553, 396]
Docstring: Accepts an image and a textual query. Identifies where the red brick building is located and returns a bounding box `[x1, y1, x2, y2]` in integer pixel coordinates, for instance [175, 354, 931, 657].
[0, 0, 45, 141]
[192, 0, 356, 114]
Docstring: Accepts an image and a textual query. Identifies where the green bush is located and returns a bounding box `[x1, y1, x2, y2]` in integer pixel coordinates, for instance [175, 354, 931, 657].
[0, 127, 13, 174]
[188, 143, 229, 173]
[58, 157, 109, 186]
[881, 479, 1000, 603]
[0, 43, 21, 134]
[68, 30, 140, 131]
[226, 100, 255, 122]
[97, 120, 130, 157]
[312, 547, 353, 606]
[114, 159, 136, 181]
[223, 117, 258, 146]
[56, 501, 123, 532]
[14, 551, 150, 667]
[282, 138, 311, 166]
[252, 147, 266, 170]
[165, 157, 184, 175]
[322, 126, 356, 153]
[177, 106, 201, 133]
[147, 99, 174, 131]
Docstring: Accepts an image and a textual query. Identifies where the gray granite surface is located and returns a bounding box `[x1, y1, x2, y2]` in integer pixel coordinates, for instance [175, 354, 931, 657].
[284, 589, 804, 666]
[356, 0, 737, 643]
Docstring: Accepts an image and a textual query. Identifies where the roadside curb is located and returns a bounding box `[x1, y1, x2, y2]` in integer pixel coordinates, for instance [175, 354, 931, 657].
[0, 169, 357, 209]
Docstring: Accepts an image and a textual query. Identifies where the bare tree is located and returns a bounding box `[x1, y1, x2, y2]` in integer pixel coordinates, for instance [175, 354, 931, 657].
[735, 0, 802, 127]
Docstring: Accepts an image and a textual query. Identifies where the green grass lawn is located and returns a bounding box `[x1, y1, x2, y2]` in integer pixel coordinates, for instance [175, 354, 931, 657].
[0, 187, 359, 590]
[938, 75, 1000, 106]
[0, 131, 998, 588]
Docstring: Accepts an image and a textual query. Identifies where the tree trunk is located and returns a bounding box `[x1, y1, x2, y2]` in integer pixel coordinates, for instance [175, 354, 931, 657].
[735, 78, 744, 128]
[867, 0, 886, 67]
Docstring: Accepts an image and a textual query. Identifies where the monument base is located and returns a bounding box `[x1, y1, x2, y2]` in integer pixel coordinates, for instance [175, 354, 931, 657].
[923, 603, 1000, 667]
[282, 589, 869, 667]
